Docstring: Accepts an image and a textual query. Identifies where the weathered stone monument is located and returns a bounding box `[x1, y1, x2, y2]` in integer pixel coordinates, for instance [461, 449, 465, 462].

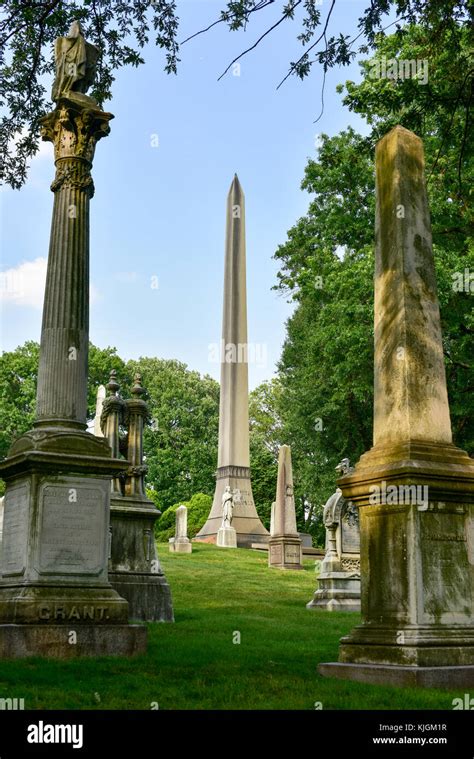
[217, 486, 238, 548]
[169, 506, 192, 553]
[268, 446, 303, 570]
[100, 372, 174, 621]
[0, 21, 146, 657]
[307, 459, 360, 611]
[319, 126, 474, 688]
[195, 176, 269, 547]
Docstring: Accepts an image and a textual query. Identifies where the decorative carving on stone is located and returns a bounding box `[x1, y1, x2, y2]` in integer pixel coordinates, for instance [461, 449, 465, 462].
[215, 465, 251, 480]
[342, 501, 359, 528]
[341, 557, 360, 573]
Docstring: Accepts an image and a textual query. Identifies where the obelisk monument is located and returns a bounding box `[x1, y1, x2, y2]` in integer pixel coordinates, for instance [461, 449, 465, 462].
[0, 21, 146, 657]
[319, 126, 474, 688]
[195, 175, 268, 547]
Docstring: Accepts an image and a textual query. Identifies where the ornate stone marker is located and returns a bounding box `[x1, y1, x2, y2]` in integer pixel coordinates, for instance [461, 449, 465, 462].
[268, 446, 303, 570]
[169, 506, 192, 553]
[319, 126, 474, 688]
[307, 459, 360, 611]
[0, 22, 146, 657]
[101, 373, 174, 620]
[195, 176, 268, 547]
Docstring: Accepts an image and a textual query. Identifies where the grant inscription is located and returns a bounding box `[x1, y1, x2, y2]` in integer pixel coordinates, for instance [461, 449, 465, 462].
[39, 481, 106, 575]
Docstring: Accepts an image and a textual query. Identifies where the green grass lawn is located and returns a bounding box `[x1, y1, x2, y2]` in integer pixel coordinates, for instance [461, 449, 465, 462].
[0, 543, 465, 709]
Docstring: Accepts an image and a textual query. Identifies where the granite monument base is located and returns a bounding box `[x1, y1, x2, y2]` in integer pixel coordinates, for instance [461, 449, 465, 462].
[268, 536, 303, 570]
[108, 571, 174, 622]
[109, 498, 173, 622]
[195, 467, 269, 547]
[0, 623, 146, 659]
[0, 429, 148, 656]
[217, 526, 237, 548]
[318, 662, 474, 689]
[169, 538, 192, 554]
[307, 572, 360, 611]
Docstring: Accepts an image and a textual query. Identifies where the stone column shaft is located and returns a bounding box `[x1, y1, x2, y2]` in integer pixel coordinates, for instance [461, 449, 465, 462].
[35, 102, 111, 429]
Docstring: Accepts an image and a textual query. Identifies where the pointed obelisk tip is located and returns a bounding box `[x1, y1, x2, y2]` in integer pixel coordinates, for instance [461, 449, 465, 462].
[228, 173, 243, 200]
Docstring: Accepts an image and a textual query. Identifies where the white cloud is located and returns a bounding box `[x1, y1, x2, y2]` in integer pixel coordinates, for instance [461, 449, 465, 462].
[1, 257, 99, 309]
[0, 257, 47, 308]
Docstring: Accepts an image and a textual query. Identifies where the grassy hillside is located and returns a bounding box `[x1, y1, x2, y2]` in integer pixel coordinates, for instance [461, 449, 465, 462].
[0, 544, 463, 709]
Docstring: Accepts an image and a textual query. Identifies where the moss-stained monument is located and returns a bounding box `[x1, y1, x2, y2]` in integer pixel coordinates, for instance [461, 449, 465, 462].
[319, 126, 474, 688]
[0, 22, 146, 657]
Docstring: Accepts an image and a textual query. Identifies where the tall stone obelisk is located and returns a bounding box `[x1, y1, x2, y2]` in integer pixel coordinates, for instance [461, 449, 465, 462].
[319, 126, 474, 688]
[0, 21, 146, 657]
[195, 175, 268, 547]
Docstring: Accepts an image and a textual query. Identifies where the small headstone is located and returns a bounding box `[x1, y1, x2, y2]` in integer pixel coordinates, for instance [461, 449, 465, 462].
[169, 506, 192, 553]
[268, 446, 303, 570]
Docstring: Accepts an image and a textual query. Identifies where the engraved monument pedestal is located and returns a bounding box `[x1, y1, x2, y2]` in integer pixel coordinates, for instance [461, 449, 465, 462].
[0, 437, 146, 657]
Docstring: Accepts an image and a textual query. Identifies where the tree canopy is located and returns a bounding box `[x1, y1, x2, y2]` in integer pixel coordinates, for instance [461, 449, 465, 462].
[1, 0, 471, 187]
[273, 22, 473, 540]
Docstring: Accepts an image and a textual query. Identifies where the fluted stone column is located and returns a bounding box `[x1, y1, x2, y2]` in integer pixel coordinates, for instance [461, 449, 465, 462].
[318, 126, 474, 689]
[35, 102, 112, 429]
[0, 36, 146, 655]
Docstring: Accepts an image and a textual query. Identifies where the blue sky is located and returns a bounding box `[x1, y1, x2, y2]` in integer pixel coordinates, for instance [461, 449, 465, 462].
[0, 0, 370, 389]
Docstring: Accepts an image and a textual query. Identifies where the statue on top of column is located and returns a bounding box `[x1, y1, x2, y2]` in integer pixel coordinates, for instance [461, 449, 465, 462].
[52, 20, 100, 105]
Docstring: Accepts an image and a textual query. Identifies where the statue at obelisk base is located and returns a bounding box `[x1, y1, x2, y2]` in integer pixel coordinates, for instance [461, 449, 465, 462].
[0, 22, 146, 658]
[319, 126, 474, 689]
[307, 459, 360, 611]
[268, 446, 303, 570]
[195, 175, 269, 547]
[217, 486, 238, 548]
[100, 373, 174, 621]
[169, 506, 192, 553]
